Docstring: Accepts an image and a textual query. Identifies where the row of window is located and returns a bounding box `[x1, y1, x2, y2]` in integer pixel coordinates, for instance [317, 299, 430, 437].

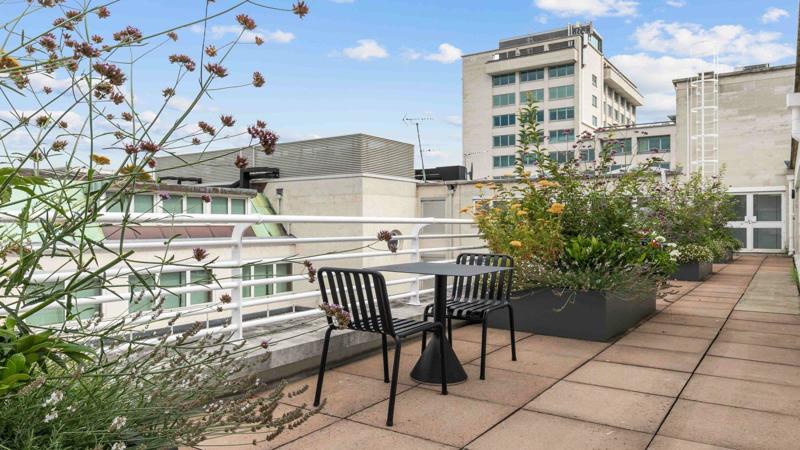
[107, 193, 249, 215]
[492, 85, 574, 108]
[491, 149, 594, 168]
[602, 136, 671, 155]
[491, 64, 574, 87]
[26, 263, 293, 325]
[492, 107, 573, 128]
[492, 128, 576, 148]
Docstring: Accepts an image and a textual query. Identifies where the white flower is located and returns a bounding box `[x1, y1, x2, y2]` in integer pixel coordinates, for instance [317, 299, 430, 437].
[655, 236, 666, 243]
[44, 409, 58, 423]
[109, 416, 127, 431]
[111, 443, 126, 450]
[43, 390, 64, 407]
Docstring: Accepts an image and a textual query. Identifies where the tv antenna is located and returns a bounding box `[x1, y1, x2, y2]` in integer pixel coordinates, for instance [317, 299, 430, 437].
[403, 114, 432, 182]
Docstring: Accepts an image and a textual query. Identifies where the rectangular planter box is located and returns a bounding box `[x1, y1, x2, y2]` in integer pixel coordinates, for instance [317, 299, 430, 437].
[673, 261, 712, 281]
[714, 250, 733, 264]
[485, 288, 656, 342]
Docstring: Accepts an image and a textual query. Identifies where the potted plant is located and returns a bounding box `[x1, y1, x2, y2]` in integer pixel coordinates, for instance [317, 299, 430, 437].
[466, 101, 675, 341]
[672, 243, 714, 281]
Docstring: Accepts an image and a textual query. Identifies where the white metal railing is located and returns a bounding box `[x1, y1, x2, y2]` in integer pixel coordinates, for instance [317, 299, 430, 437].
[6, 213, 483, 340]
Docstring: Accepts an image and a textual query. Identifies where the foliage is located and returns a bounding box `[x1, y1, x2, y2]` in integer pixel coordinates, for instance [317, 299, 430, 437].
[0, 0, 317, 447]
[674, 243, 714, 264]
[467, 99, 675, 292]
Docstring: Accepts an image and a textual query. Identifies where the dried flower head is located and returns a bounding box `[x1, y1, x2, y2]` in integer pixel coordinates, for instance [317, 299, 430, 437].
[123, 143, 139, 154]
[260, 340, 269, 350]
[254, 36, 264, 46]
[252, 71, 265, 88]
[236, 14, 257, 30]
[219, 293, 232, 304]
[205, 63, 228, 78]
[167, 31, 178, 41]
[43, 86, 53, 94]
[303, 260, 316, 283]
[168, 54, 196, 71]
[159, 192, 171, 200]
[234, 154, 248, 169]
[75, 42, 101, 58]
[147, 158, 156, 168]
[247, 123, 278, 154]
[121, 111, 133, 122]
[91, 34, 104, 44]
[377, 230, 393, 242]
[193, 248, 208, 261]
[191, 137, 201, 145]
[50, 140, 68, 151]
[198, 121, 216, 135]
[91, 154, 111, 165]
[96, 6, 111, 18]
[162, 87, 175, 98]
[93, 62, 126, 86]
[201, 194, 212, 203]
[109, 91, 125, 105]
[319, 303, 351, 329]
[113, 26, 142, 43]
[58, 120, 68, 129]
[220, 115, 235, 127]
[139, 141, 160, 153]
[292, 1, 310, 19]
[113, 131, 125, 139]
[35, 115, 51, 127]
[204, 45, 217, 57]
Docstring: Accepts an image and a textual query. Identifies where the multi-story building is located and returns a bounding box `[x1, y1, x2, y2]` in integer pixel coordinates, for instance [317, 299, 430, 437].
[462, 23, 643, 180]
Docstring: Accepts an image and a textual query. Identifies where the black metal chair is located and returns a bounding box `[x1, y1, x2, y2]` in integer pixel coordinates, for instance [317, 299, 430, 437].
[313, 267, 447, 426]
[421, 253, 516, 380]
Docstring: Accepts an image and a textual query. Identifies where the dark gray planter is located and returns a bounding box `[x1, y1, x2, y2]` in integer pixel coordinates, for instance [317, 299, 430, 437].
[673, 261, 712, 281]
[485, 287, 656, 342]
[714, 250, 733, 264]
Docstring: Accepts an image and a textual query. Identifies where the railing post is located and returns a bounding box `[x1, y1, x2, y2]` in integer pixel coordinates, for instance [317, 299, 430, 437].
[409, 223, 426, 306]
[230, 223, 250, 340]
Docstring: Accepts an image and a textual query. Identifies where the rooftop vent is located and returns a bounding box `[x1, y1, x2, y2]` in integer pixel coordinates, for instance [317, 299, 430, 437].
[741, 63, 770, 72]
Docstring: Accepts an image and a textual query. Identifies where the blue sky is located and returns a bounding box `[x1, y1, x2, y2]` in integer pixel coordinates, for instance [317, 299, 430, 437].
[4, 0, 798, 169]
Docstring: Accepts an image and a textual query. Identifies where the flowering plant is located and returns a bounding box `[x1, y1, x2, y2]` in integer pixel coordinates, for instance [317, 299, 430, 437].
[673, 243, 715, 264]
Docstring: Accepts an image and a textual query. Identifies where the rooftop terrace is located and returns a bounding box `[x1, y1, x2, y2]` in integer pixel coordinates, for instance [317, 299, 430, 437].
[200, 254, 800, 449]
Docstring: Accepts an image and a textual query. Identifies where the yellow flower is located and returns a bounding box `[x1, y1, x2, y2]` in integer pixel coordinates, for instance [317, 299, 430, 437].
[523, 171, 531, 177]
[537, 180, 560, 188]
[547, 202, 565, 214]
[459, 206, 470, 214]
[0, 51, 20, 70]
[510, 203, 521, 209]
[91, 154, 111, 165]
[509, 240, 523, 248]
[475, 183, 484, 189]
[516, 209, 526, 216]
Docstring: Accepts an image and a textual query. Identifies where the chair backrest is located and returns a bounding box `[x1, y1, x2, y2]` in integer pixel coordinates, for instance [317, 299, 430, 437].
[318, 267, 395, 335]
[452, 253, 514, 302]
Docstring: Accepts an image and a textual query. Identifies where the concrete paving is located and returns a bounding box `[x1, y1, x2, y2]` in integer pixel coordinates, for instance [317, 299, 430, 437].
[202, 254, 800, 449]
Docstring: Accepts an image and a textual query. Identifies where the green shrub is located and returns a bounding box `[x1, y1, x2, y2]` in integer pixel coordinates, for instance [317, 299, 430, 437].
[675, 243, 714, 264]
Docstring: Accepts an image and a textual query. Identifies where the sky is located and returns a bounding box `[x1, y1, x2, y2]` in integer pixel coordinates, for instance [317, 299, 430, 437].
[3, 0, 798, 169]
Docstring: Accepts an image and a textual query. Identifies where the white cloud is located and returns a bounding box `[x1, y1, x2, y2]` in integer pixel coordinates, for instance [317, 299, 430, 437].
[535, 14, 549, 24]
[191, 24, 294, 44]
[610, 53, 735, 121]
[341, 39, 388, 60]
[401, 48, 422, 61]
[633, 20, 794, 65]
[762, 7, 789, 23]
[665, 0, 685, 7]
[533, 0, 638, 17]
[443, 115, 462, 126]
[424, 43, 462, 64]
[27, 73, 74, 92]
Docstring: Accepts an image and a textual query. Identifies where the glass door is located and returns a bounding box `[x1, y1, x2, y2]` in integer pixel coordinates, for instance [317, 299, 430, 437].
[726, 192, 784, 251]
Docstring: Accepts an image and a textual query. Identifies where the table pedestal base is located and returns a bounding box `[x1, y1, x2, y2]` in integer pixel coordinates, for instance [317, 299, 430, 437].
[410, 334, 468, 384]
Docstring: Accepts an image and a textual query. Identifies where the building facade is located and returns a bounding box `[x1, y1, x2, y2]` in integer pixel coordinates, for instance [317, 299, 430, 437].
[462, 23, 643, 180]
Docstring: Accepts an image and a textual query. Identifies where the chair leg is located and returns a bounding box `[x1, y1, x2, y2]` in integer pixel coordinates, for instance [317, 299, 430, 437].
[480, 319, 488, 380]
[313, 327, 334, 407]
[421, 308, 430, 353]
[381, 334, 389, 383]
[437, 324, 448, 395]
[507, 305, 517, 362]
[386, 337, 402, 427]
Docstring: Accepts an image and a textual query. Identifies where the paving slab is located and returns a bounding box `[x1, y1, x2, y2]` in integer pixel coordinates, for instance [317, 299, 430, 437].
[450, 323, 532, 346]
[468, 410, 652, 450]
[349, 387, 514, 448]
[716, 329, 800, 350]
[279, 418, 455, 450]
[635, 321, 720, 339]
[333, 350, 420, 387]
[514, 334, 610, 359]
[480, 347, 587, 378]
[729, 310, 800, 324]
[403, 337, 501, 365]
[663, 305, 731, 319]
[418, 363, 557, 407]
[616, 332, 711, 354]
[648, 435, 733, 450]
[566, 360, 690, 397]
[681, 373, 800, 416]
[596, 344, 703, 372]
[649, 313, 725, 329]
[695, 355, 800, 387]
[526, 380, 674, 433]
[723, 318, 800, 336]
[659, 399, 800, 450]
[707, 341, 800, 366]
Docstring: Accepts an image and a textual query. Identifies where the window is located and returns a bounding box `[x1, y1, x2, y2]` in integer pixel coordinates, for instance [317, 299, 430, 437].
[549, 129, 575, 143]
[580, 147, 595, 162]
[592, 74, 597, 87]
[129, 274, 156, 313]
[548, 63, 574, 78]
[592, 115, 598, 127]
[242, 263, 293, 298]
[653, 161, 671, 170]
[231, 198, 246, 214]
[522, 153, 537, 166]
[614, 109, 619, 121]
[520, 109, 544, 123]
[607, 104, 613, 116]
[492, 93, 515, 107]
[520, 89, 544, 103]
[603, 138, 632, 155]
[189, 269, 212, 304]
[492, 73, 515, 86]
[549, 107, 574, 121]
[637, 135, 670, 154]
[26, 280, 102, 325]
[493, 114, 516, 127]
[162, 195, 183, 214]
[548, 150, 575, 164]
[520, 68, 544, 82]
[211, 197, 228, 214]
[107, 193, 153, 213]
[493, 134, 515, 147]
[548, 84, 574, 100]
[592, 95, 597, 107]
[161, 271, 185, 309]
[186, 197, 204, 213]
[493, 155, 516, 168]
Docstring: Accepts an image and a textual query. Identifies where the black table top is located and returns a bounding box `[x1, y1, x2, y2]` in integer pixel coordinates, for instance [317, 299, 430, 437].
[369, 261, 510, 277]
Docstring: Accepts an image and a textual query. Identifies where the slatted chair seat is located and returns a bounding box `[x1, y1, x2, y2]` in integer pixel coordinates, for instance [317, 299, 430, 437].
[313, 267, 447, 427]
[422, 253, 517, 380]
